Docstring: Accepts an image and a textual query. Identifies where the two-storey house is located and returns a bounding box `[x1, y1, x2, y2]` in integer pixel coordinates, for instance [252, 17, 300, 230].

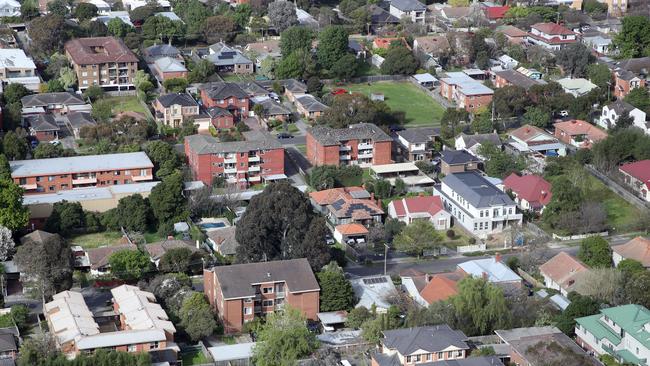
[619, 160, 650, 202]
[502, 173, 552, 213]
[309, 187, 384, 227]
[205, 42, 254, 74]
[598, 100, 648, 133]
[65, 37, 139, 91]
[21, 92, 86, 115]
[395, 127, 438, 161]
[439, 72, 494, 113]
[9, 152, 154, 194]
[434, 171, 522, 238]
[184, 134, 285, 187]
[152, 93, 199, 128]
[0, 48, 39, 91]
[539, 252, 590, 296]
[389, 0, 426, 24]
[306, 123, 393, 167]
[387, 195, 451, 230]
[554, 120, 608, 149]
[507, 124, 566, 156]
[576, 304, 650, 365]
[611, 57, 650, 98]
[199, 82, 249, 122]
[26, 114, 59, 142]
[439, 149, 482, 175]
[203, 259, 320, 334]
[526, 23, 578, 50]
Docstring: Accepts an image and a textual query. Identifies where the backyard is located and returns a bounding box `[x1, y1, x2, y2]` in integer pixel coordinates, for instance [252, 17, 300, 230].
[180, 350, 211, 366]
[104, 96, 148, 115]
[69, 230, 169, 249]
[337, 81, 445, 127]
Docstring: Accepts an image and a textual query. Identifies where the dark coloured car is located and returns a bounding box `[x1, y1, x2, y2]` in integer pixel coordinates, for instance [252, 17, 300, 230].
[277, 132, 294, 139]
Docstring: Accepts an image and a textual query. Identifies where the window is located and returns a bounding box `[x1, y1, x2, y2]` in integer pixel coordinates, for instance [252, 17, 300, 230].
[150, 341, 159, 350]
[437, 352, 443, 359]
[263, 287, 273, 294]
[415, 355, 421, 362]
[447, 351, 453, 358]
[479, 211, 483, 218]
[406, 356, 412, 363]
[127, 344, 136, 352]
[19, 178, 26, 185]
[426, 354, 431, 361]
[455, 350, 463, 357]
[244, 307, 252, 315]
[125, 170, 131, 176]
[49, 186, 55, 191]
[113, 180, 118, 185]
[114, 171, 120, 176]
[262, 300, 273, 307]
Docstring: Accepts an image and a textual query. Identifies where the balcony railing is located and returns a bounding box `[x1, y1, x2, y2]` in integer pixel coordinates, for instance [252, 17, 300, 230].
[224, 157, 237, 164]
[72, 177, 97, 185]
[248, 156, 260, 162]
[358, 152, 373, 159]
[19, 183, 37, 190]
[339, 145, 351, 151]
[340, 155, 351, 160]
[132, 175, 153, 182]
[276, 292, 285, 298]
[358, 143, 373, 150]
[248, 166, 260, 172]
[224, 168, 237, 174]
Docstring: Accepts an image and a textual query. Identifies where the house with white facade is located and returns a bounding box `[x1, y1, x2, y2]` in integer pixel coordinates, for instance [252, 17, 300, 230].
[576, 304, 650, 366]
[539, 252, 590, 296]
[0, 49, 39, 92]
[389, 0, 426, 24]
[387, 195, 451, 230]
[0, 0, 20, 17]
[526, 22, 578, 50]
[434, 171, 522, 238]
[395, 127, 438, 161]
[598, 100, 648, 133]
[507, 124, 566, 157]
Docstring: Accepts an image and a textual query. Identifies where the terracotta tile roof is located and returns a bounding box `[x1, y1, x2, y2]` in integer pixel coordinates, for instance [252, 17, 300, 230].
[539, 252, 589, 291]
[497, 25, 528, 38]
[373, 37, 408, 50]
[612, 237, 650, 267]
[419, 272, 464, 304]
[335, 223, 369, 236]
[309, 187, 367, 206]
[144, 239, 196, 261]
[87, 244, 138, 270]
[554, 120, 608, 148]
[503, 173, 552, 208]
[485, 5, 509, 19]
[65, 37, 138, 65]
[329, 197, 384, 220]
[389, 196, 445, 218]
[619, 160, 650, 190]
[510, 124, 553, 143]
[531, 22, 575, 36]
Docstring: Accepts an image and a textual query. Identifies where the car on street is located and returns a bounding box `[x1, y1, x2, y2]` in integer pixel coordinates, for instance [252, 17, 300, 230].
[277, 132, 294, 139]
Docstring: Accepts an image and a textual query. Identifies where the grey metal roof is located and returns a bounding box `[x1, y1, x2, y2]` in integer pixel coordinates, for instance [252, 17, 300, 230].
[382, 325, 469, 355]
[154, 56, 186, 73]
[0, 334, 16, 353]
[185, 134, 282, 155]
[390, 0, 426, 11]
[144, 44, 180, 59]
[76, 329, 166, 350]
[296, 94, 329, 112]
[202, 106, 232, 118]
[256, 98, 291, 116]
[376, 357, 505, 366]
[494, 69, 545, 90]
[21, 92, 85, 108]
[495, 326, 561, 343]
[397, 127, 439, 144]
[238, 81, 269, 96]
[207, 226, 238, 256]
[457, 132, 501, 149]
[607, 99, 636, 115]
[210, 258, 319, 299]
[441, 171, 515, 208]
[206, 42, 253, 66]
[9, 152, 153, 178]
[308, 123, 392, 146]
[440, 150, 481, 165]
[157, 93, 197, 108]
[26, 114, 59, 132]
[199, 82, 249, 100]
[65, 112, 96, 129]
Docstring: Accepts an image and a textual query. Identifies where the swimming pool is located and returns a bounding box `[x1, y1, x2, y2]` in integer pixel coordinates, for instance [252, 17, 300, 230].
[199, 222, 226, 229]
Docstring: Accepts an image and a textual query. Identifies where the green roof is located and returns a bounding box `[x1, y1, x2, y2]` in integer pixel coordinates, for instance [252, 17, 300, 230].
[615, 349, 646, 365]
[576, 314, 621, 345]
[577, 304, 650, 351]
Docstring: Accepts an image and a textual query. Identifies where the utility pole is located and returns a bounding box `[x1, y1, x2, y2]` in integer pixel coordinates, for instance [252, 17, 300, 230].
[383, 243, 389, 275]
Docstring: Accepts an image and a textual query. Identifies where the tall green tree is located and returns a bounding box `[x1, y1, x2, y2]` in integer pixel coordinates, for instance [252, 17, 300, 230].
[450, 277, 511, 336]
[556, 43, 593, 77]
[179, 292, 217, 341]
[578, 236, 612, 268]
[275, 48, 315, 79]
[554, 293, 600, 335]
[107, 194, 152, 232]
[171, 0, 210, 39]
[74, 2, 98, 21]
[624, 87, 650, 113]
[145, 141, 182, 179]
[44, 201, 86, 236]
[159, 247, 199, 274]
[586, 63, 612, 90]
[267, 1, 297, 33]
[381, 45, 419, 75]
[148, 171, 187, 230]
[109, 249, 152, 281]
[614, 16, 650, 59]
[0, 155, 11, 181]
[393, 220, 442, 258]
[253, 306, 318, 366]
[0, 180, 28, 232]
[280, 26, 313, 56]
[2, 131, 28, 161]
[317, 26, 349, 70]
[317, 262, 355, 312]
[542, 176, 583, 228]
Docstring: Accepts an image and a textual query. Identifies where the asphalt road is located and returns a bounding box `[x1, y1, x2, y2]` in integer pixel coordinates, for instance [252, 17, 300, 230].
[344, 234, 633, 277]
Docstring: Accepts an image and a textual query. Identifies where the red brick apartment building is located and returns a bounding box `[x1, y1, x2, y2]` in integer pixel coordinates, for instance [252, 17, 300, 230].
[203, 259, 320, 334]
[9, 152, 154, 194]
[306, 123, 393, 167]
[199, 82, 250, 122]
[439, 72, 494, 113]
[64, 37, 139, 91]
[184, 134, 285, 187]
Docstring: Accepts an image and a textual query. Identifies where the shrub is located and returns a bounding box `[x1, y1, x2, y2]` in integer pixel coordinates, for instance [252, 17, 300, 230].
[446, 229, 456, 239]
[468, 237, 477, 245]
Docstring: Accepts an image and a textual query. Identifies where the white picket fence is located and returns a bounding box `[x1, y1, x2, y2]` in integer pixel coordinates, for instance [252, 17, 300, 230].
[457, 243, 487, 253]
[551, 231, 609, 241]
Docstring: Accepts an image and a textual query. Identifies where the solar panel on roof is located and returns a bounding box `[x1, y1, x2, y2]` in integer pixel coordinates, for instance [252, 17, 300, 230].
[363, 277, 388, 285]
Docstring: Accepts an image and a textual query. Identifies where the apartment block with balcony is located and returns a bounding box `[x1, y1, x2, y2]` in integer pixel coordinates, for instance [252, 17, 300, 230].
[0, 48, 39, 91]
[306, 123, 392, 167]
[203, 259, 320, 334]
[65, 37, 139, 91]
[9, 152, 154, 194]
[434, 171, 522, 239]
[184, 134, 285, 187]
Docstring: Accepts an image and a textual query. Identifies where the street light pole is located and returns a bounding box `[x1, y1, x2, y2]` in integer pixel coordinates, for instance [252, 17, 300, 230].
[384, 243, 389, 275]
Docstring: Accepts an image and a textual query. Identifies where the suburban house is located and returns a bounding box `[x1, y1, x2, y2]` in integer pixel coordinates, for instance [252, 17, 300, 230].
[400, 269, 464, 306]
[413, 35, 451, 67]
[21, 92, 86, 115]
[198, 82, 249, 122]
[387, 195, 451, 230]
[206, 227, 238, 257]
[557, 77, 598, 97]
[370, 163, 435, 189]
[205, 42, 254, 74]
[252, 98, 292, 125]
[439, 149, 482, 175]
[457, 255, 523, 288]
[454, 132, 501, 159]
[87, 243, 138, 276]
[395, 127, 438, 161]
[496, 326, 600, 366]
[619, 160, 650, 202]
[369, 4, 400, 32]
[598, 100, 648, 133]
[203, 259, 320, 334]
[439, 72, 494, 113]
[65, 112, 96, 139]
[9, 152, 154, 195]
[282, 79, 308, 102]
[373, 37, 408, 50]
[144, 240, 198, 268]
[143, 44, 182, 64]
[493, 69, 545, 90]
[151, 56, 187, 82]
[612, 236, 650, 268]
[496, 25, 528, 45]
[495, 54, 519, 70]
[502, 173, 552, 213]
[122, 0, 170, 11]
[389, 0, 426, 24]
[0, 48, 39, 92]
[351, 275, 398, 313]
[611, 57, 650, 98]
[554, 120, 608, 149]
[507, 124, 566, 157]
[526, 22, 578, 50]
[309, 186, 384, 227]
[0, 0, 20, 17]
[576, 304, 650, 365]
[434, 172, 523, 238]
[64, 37, 139, 91]
[482, 4, 509, 21]
[45, 286, 176, 359]
[184, 134, 285, 187]
[26, 114, 59, 142]
[295, 94, 329, 119]
[244, 40, 281, 68]
[152, 93, 199, 128]
[539, 252, 590, 296]
[371, 325, 473, 366]
[306, 123, 392, 167]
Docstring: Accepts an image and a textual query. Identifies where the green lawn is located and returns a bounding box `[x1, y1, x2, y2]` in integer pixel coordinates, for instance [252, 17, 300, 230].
[339, 82, 445, 127]
[180, 350, 210, 366]
[295, 144, 307, 155]
[105, 96, 147, 115]
[69, 231, 123, 249]
[586, 174, 641, 231]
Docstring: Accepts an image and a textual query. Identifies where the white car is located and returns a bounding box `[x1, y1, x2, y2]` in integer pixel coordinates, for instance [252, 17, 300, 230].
[49, 140, 61, 146]
[559, 110, 569, 117]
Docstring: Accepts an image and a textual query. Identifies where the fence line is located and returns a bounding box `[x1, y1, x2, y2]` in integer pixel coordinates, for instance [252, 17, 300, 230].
[551, 231, 609, 241]
[457, 243, 487, 253]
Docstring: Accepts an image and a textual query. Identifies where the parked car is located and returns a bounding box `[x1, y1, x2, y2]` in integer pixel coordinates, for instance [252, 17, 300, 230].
[277, 132, 294, 139]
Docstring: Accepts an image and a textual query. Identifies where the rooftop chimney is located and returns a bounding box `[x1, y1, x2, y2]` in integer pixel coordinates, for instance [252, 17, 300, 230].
[267, 272, 271, 278]
[495, 252, 502, 263]
[482, 272, 488, 280]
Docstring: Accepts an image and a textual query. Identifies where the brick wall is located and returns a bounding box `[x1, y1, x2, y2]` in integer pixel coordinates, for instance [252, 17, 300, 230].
[159, 70, 188, 81]
[14, 167, 153, 195]
[373, 141, 392, 165]
[461, 94, 493, 113]
[306, 132, 340, 166]
[200, 90, 250, 119]
[285, 290, 319, 320]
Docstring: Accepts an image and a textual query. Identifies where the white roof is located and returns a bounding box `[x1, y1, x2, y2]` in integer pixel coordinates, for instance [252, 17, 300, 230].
[371, 162, 420, 174]
[350, 275, 397, 311]
[154, 56, 187, 73]
[44, 291, 100, 345]
[23, 182, 160, 206]
[208, 343, 255, 361]
[441, 72, 494, 96]
[155, 11, 183, 22]
[0, 49, 36, 70]
[76, 329, 166, 350]
[413, 73, 437, 83]
[93, 12, 135, 27]
[9, 152, 153, 177]
[556, 77, 598, 95]
[387, 175, 435, 186]
[84, 0, 110, 10]
[457, 257, 522, 283]
[317, 311, 348, 325]
[111, 285, 176, 334]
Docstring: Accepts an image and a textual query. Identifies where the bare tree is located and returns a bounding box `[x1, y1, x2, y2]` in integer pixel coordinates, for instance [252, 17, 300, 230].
[574, 268, 624, 304]
[267, 1, 298, 33]
[0, 226, 14, 261]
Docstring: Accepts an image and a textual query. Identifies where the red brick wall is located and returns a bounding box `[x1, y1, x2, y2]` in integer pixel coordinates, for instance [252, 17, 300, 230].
[211, 115, 235, 129]
[35, 131, 57, 142]
[203, 269, 216, 309]
[462, 94, 493, 113]
[14, 167, 153, 194]
[286, 290, 320, 320]
[373, 141, 392, 165]
[306, 132, 340, 166]
[160, 71, 188, 81]
[200, 90, 250, 119]
[223, 298, 244, 334]
[494, 74, 510, 88]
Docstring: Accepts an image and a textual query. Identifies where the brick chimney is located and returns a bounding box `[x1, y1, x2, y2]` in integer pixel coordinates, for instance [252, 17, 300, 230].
[482, 272, 488, 280]
[495, 252, 501, 263]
